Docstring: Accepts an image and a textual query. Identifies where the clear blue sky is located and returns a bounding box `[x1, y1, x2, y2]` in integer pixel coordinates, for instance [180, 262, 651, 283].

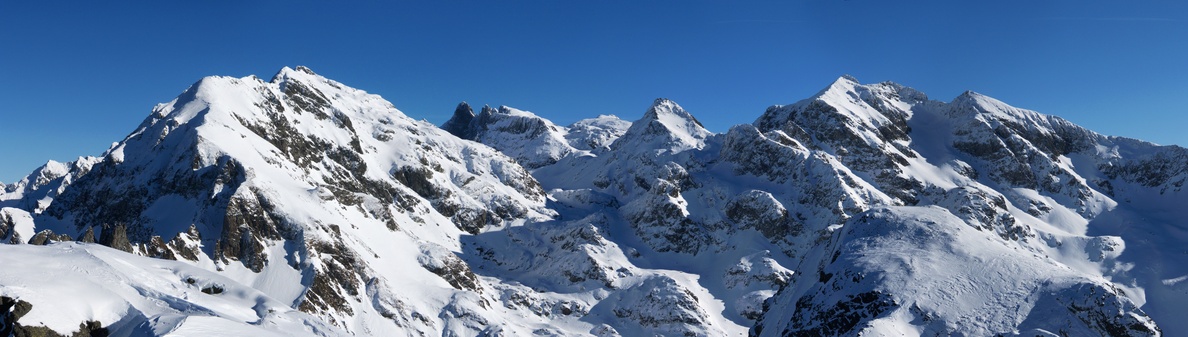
[2, 1, 1186, 182]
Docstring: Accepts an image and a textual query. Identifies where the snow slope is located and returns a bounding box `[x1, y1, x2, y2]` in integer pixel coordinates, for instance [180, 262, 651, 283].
[0, 242, 342, 336]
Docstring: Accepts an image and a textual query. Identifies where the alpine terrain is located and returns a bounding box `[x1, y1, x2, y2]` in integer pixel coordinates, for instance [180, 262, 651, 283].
[2, 67, 1185, 336]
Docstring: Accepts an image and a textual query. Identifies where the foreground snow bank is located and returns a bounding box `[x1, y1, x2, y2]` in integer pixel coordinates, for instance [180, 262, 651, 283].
[0, 242, 341, 336]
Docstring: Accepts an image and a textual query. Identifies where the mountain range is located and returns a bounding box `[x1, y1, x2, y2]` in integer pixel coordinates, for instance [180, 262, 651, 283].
[2, 66, 1185, 336]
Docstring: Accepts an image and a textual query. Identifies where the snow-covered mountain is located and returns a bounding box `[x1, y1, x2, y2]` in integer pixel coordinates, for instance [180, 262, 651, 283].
[2, 68, 1185, 337]
[441, 102, 631, 168]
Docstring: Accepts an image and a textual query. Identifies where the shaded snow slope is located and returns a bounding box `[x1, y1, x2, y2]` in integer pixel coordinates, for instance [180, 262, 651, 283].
[753, 207, 1157, 336]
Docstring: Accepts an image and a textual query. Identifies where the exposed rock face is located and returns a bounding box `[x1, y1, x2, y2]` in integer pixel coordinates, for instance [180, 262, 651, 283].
[1101, 145, 1188, 194]
[0, 296, 33, 336]
[440, 102, 477, 140]
[418, 244, 481, 292]
[925, 185, 1029, 241]
[97, 223, 133, 253]
[0, 212, 10, 244]
[27, 230, 63, 245]
[726, 190, 800, 239]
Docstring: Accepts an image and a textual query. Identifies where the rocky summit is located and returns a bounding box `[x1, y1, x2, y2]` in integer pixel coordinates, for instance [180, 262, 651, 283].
[2, 67, 1185, 336]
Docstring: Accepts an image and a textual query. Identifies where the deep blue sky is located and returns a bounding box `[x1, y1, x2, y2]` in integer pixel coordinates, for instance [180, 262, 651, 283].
[2, 1, 1186, 182]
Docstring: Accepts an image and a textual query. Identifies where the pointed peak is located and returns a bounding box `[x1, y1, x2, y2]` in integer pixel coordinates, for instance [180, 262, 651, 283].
[295, 65, 317, 74]
[811, 75, 923, 104]
[442, 101, 478, 139]
[269, 65, 322, 84]
[270, 66, 295, 82]
[797, 75, 868, 104]
[480, 104, 496, 115]
[38, 160, 68, 173]
[818, 75, 862, 94]
[641, 98, 703, 128]
[950, 90, 996, 107]
[614, 98, 712, 153]
[648, 98, 680, 111]
[454, 101, 474, 116]
[948, 89, 1048, 124]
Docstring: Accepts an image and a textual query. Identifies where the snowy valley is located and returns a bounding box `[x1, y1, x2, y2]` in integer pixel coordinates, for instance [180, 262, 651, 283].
[2, 67, 1186, 336]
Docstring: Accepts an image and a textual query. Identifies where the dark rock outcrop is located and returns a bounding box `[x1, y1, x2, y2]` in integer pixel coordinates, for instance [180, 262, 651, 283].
[2, 296, 108, 337]
[441, 102, 476, 140]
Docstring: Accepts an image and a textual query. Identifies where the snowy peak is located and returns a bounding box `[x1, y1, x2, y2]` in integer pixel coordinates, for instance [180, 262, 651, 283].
[949, 89, 1053, 126]
[816, 75, 861, 97]
[612, 98, 712, 154]
[641, 98, 703, 128]
[268, 65, 319, 83]
[749, 76, 922, 195]
[565, 115, 631, 151]
[945, 87, 1102, 161]
[51, 64, 556, 239]
[441, 101, 476, 139]
[950, 90, 1013, 114]
[0, 157, 100, 215]
[754, 75, 923, 142]
[479, 104, 496, 115]
[806, 75, 920, 108]
[440, 103, 576, 169]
